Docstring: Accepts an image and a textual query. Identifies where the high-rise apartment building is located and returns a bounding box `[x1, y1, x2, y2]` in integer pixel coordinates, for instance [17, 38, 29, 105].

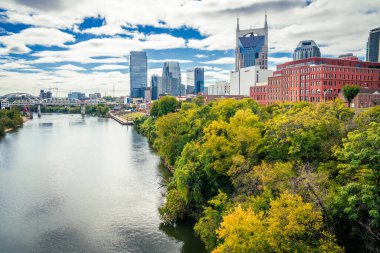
[367, 27, 380, 62]
[162, 61, 181, 96]
[235, 14, 268, 71]
[130, 51, 147, 98]
[293, 40, 321, 60]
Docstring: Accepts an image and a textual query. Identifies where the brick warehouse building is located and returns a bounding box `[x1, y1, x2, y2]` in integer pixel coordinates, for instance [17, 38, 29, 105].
[250, 55, 380, 105]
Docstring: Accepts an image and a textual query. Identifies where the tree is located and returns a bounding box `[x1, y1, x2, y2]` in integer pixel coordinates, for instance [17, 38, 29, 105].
[342, 85, 360, 107]
[194, 192, 230, 251]
[154, 112, 191, 166]
[150, 96, 179, 117]
[213, 192, 343, 253]
[331, 122, 380, 251]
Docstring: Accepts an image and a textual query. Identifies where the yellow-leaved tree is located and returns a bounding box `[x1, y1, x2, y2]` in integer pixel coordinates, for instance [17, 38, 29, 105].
[213, 192, 343, 253]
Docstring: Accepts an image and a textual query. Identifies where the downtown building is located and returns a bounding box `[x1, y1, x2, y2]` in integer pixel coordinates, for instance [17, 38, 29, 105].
[293, 40, 321, 60]
[208, 81, 231, 95]
[130, 51, 148, 99]
[186, 67, 204, 95]
[162, 61, 181, 96]
[230, 14, 272, 96]
[250, 55, 380, 106]
[151, 75, 161, 100]
[367, 27, 380, 62]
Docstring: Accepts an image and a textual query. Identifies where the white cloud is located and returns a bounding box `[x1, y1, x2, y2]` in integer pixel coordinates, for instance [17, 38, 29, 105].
[93, 64, 129, 70]
[195, 54, 208, 58]
[55, 64, 86, 71]
[149, 59, 192, 63]
[30, 33, 186, 64]
[0, 0, 379, 95]
[0, 62, 34, 69]
[0, 27, 75, 54]
[202, 57, 235, 64]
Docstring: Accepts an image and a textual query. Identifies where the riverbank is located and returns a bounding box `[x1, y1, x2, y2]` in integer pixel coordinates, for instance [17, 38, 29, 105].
[4, 116, 29, 133]
[109, 112, 134, 125]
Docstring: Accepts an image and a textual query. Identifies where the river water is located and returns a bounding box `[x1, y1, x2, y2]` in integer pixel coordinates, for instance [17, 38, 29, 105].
[0, 114, 205, 253]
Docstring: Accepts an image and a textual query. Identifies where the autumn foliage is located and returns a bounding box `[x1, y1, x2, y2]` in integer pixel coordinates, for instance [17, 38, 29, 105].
[135, 97, 380, 252]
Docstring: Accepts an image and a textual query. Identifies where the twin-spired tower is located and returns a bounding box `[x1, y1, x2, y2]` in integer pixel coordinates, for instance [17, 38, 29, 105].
[235, 14, 268, 71]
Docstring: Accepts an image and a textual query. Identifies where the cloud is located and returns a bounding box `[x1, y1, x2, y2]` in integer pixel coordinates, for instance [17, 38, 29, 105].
[202, 57, 235, 64]
[93, 64, 129, 70]
[0, 62, 34, 69]
[195, 54, 208, 58]
[31, 33, 186, 64]
[0, 0, 379, 95]
[55, 64, 86, 71]
[0, 27, 75, 54]
[149, 59, 192, 63]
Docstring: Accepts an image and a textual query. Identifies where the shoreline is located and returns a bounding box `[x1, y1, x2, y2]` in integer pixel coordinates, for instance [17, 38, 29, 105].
[109, 113, 134, 125]
[4, 116, 29, 133]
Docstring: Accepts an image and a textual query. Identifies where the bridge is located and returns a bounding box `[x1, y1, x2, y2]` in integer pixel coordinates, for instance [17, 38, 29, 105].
[0, 93, 124, 117]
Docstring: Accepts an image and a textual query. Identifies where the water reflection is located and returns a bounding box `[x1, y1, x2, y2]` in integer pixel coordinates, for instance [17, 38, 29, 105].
[160, 220, 207, 253]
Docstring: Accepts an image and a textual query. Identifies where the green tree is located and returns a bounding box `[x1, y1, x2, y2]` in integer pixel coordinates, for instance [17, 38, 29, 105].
[331, 122, 380, 251]
[153, 112, 191, 166]
[150, 96, 179, 117]
[194, 192, 231, 251]
[342, 85, 360, 106]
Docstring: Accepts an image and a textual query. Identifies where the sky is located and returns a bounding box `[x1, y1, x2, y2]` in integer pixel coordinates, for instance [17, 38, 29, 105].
[0, 0, 379, 97]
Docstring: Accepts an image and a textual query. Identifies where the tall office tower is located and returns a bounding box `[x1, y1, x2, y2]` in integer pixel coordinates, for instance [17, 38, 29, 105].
[129, 51, 147, 98]
[235, 14, 268, 71]
[151, 75, 161, 100]
[193, 67, 204, 94]
[187, 67, 205, 95]
[293, 40, 321, 60]
[162, 61, 181, 96]
[367, 27, 380, 62]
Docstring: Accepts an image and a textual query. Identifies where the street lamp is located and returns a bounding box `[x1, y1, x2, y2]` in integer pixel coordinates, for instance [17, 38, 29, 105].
[323, 89, 332, 103]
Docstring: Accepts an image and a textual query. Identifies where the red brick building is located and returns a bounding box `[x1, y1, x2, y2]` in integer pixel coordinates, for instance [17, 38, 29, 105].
[250, 56, 380, 105]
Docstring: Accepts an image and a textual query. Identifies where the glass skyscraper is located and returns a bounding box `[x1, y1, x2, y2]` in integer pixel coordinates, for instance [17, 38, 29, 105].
[162, 61, 181, 96]
[151, 75, 161, 100]
[367, 27, 380, 62]
[193, 67, 204, 94]
[129, 51, 147, 98]
[235, 15, 268, 70]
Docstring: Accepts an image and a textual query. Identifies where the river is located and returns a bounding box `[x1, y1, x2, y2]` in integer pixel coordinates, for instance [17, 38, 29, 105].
[0, 114, 206, 253]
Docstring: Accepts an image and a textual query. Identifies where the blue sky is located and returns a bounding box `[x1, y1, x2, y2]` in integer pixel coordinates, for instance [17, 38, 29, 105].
[0, 0, 379, 96]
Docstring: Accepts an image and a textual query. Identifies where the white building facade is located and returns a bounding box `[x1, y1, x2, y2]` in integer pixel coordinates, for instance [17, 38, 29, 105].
[208, 81, 231, 95]
[230, 66, 273, 96]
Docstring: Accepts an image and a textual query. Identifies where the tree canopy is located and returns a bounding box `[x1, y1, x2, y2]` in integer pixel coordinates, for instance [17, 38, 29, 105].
[135, 98, 380, 253]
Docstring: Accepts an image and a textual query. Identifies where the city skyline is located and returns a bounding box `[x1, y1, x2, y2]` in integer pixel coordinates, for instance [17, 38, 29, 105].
[0, 0, 379, 96]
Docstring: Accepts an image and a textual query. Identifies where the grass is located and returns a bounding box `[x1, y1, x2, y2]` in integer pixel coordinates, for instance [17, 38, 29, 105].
[120, 112, 145, 120]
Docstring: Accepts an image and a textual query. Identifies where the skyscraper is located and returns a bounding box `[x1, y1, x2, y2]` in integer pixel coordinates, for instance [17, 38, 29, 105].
[367, 27, 380, 62]
[187, 67, 204, 95]
[129, 51, 147, 98]
[194, 67, 204, 95]
[235, 14, 268, 71]
[151, 75, 161, 100]
[293, 40, 321, 60]
[162, 61, 181, 96]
